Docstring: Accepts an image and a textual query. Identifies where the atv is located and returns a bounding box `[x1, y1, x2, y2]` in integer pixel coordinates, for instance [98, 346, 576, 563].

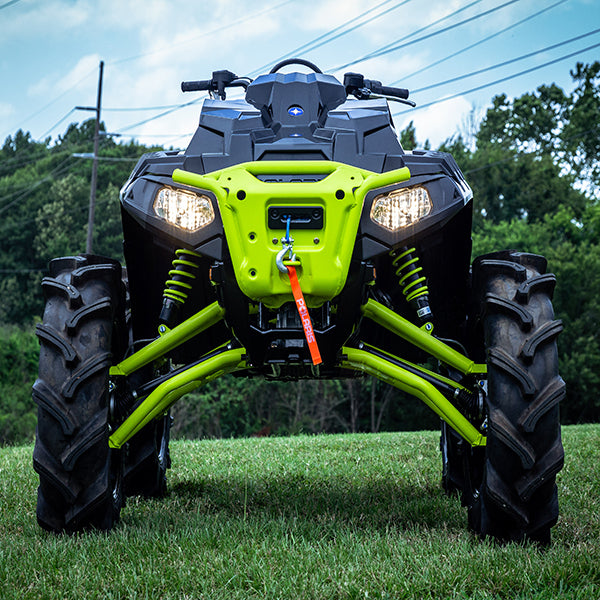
[33, 58, 564, 542]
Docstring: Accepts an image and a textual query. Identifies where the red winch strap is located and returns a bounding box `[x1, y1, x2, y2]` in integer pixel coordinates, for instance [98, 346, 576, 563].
[286, 265, 323, 366]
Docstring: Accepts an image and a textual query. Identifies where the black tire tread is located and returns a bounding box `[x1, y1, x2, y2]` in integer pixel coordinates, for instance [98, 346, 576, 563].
[515, 273, 556, 304]
[32, 379, 79, 435]
[41, 278, 82, 308]
[33, 255, 124, 533]
[66, 297, 112, 334]
[485, 294, 533, 331]
[35, 323, 79, 366]
[519, 320, 563, 363]
[470, 250, 564, 544]
[61, 352, 112, 400]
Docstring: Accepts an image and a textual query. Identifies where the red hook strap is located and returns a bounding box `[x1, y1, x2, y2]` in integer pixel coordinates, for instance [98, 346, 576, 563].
[286, 265, 322, 366]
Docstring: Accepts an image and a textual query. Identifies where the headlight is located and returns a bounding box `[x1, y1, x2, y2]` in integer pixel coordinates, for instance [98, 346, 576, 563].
[153, 187, 215, 231]
[370, 186, 432, 231]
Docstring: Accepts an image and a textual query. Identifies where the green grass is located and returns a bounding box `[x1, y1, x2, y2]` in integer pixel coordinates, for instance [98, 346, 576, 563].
[1, 425, 599, 599]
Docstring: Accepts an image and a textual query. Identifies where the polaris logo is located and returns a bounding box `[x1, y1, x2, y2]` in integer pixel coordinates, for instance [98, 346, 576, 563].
[288, 106, 304, 116]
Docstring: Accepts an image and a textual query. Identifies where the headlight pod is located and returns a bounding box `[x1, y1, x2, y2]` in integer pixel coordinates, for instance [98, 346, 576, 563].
[370, 186, 432, 231]
[153, 186, 215, 231]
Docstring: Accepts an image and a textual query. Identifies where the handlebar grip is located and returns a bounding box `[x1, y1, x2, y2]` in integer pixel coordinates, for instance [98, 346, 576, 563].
[181, 80, 213, 93]
[380, 85, 409, 99]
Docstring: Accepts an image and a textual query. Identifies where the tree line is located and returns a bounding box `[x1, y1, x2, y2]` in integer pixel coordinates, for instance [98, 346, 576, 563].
[1, 61, 598, 444]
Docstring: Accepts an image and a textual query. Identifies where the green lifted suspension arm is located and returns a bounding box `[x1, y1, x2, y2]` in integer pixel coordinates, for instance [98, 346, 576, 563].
[350, 299, 487, 447]
[108, 301, 245, 449]
[109, 301, 225, 377]
[109, 346, 246, 449]
[341, 347, 486, 447]
[361, 299, 486, 376]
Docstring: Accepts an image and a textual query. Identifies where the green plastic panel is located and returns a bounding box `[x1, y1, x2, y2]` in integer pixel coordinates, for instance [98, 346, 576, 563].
[173, 161, 410, 308]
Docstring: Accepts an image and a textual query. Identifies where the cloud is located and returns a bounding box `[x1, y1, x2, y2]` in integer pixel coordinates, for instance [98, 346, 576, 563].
[0, 102, 15, 121]
[2, 0, 89, 38]
[28, 54, 101, 98]
[395, 94, 474, 149]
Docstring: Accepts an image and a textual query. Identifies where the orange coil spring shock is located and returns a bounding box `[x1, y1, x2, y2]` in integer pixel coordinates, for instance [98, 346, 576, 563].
[390, 246, 433, 323]
[159, 248, 201, 328]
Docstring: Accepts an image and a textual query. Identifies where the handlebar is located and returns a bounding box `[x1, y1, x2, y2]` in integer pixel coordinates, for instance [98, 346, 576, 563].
[181, 70, 249, 99]
[181, 67, 415, 107]
[343, 72, 413, 106]
[181, 79, 213, 93]
[375, 83, 409, 100]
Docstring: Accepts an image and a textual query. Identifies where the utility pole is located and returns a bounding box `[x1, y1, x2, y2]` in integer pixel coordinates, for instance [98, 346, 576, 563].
[76, 60, 104, 254]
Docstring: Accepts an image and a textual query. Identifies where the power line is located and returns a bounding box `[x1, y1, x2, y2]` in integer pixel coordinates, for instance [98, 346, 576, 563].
[0, 156, 75, 214]
[38, 108, 77, 140]
[107, 0, 475, 134]
[331, 0, 520, 72]
[0, 183, 122, 237]
[110, 0, 294, 66]
[390, 0, 568, 86]
[114, 98, 203, 134]
[330, 0, 483, 73]
[248, 0, 415, 77]
[0, 0, 22, 10]
[391, 40, 600, 117]
[410, 27, 600, 95]
[103, 104, 186, 112]
[0, 268, 48, 274]
[115, 132, 190, 138]
[72, 154, 140, 163]
[1, 67, 97, 141]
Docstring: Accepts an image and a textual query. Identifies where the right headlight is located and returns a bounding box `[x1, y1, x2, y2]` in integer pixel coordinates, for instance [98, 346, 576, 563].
[153, 186, 215, 231]
[370, 186, 432, 231]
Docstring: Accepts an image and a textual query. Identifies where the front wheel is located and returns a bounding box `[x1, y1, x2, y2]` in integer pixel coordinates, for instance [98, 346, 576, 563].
[33, 255, 126, 532]
[468, 251, 565, 544]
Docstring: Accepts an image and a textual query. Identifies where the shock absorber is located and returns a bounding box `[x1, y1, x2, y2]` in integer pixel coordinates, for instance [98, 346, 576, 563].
[390, 246, 433, 324]
[159, 248, 202, 329]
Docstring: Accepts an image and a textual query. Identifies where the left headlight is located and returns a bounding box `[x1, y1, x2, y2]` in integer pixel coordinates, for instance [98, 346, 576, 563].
[370, 186, 432, 231]
[153, 186, 215, 231]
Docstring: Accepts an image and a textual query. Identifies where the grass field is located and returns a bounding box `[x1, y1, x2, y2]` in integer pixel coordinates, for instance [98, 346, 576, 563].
[1, 424, 599, 599]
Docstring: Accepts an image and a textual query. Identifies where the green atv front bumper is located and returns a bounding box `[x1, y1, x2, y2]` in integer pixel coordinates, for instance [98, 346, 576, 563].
[172, 160, 410, 308]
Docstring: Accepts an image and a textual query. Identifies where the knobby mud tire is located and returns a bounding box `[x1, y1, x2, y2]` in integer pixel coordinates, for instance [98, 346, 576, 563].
[470, 250, 565, 544]
[33, 255, 126, 533]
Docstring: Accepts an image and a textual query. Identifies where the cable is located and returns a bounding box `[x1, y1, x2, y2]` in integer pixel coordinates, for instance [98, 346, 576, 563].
[103, 104, 187, 112]
[330, 0, 483, 73]
[0, 156, 75, 215]
[331, 0, 520, 72]
[0, 0, 21, 10]
[72, 155, 140, 163]
[0, 268, 48, 274]
[115, 98, 202, 134]
[0, 67, 97, 140]
[390, 0, 568, 85]
[115, 132, 190, 138]
[410, 28, 600, 95]
[37, 108, 77, 140]
[391, 40, 600, 117]
[110, 0, 294, 66]
[0, 184, 122, 237]
[248, 0, 414, 77]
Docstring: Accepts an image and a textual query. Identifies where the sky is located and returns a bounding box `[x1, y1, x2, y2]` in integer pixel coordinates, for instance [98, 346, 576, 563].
[1, 0, 599, 153]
